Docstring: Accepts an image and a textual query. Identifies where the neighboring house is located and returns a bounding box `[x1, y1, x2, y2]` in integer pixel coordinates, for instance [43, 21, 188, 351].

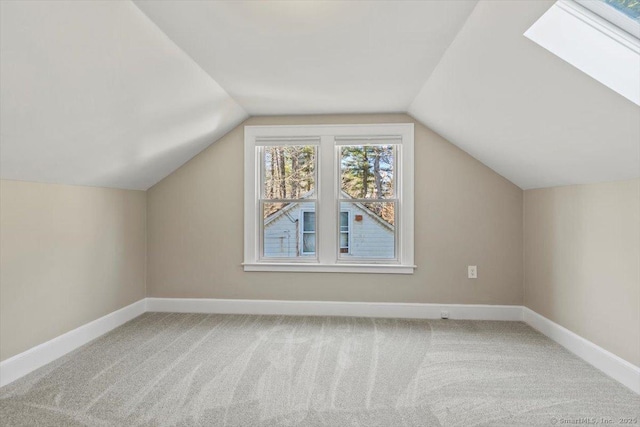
[264, 196, 394, 259]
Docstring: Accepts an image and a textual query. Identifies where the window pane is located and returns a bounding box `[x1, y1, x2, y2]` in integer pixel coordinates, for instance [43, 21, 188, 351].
[340, 211, 349, 230]
[263, 145, 315, 199]
[341, 145, 394, 199]
[339, 202, 395, 259]
[303, 211, 315, 232]
[263, 202, 315, 258]
[302, 233, 316, 254]
[340, 232, 349, 248]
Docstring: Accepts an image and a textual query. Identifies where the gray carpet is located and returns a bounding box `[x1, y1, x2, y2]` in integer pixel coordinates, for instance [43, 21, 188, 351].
[0, 313, 638, 426]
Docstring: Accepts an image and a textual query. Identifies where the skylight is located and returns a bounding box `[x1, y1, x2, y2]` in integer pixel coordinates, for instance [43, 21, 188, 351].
[525, 0, 640, 106]
[577, 0, 640, 38]
[601, 0, 640, 20]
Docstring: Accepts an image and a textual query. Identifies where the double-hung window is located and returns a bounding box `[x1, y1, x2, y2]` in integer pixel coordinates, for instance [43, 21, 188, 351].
[244, 124, 414, 274]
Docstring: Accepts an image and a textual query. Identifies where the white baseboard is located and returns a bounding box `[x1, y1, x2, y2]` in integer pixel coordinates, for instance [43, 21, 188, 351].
[2, 298, 637, 395]
[523, 307, 640, 394]
[146, 297, 524, 321]
[0, 299, 147, 388]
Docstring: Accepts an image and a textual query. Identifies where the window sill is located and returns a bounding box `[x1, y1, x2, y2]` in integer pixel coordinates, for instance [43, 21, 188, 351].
[242, 263, 416, 274]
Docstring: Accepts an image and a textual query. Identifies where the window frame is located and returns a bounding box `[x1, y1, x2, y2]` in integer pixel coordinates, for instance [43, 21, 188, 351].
[244, 123, 415, 274]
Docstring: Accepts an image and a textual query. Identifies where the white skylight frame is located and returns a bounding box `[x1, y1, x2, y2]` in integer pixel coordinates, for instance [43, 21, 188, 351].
[525, 0, 640, 106]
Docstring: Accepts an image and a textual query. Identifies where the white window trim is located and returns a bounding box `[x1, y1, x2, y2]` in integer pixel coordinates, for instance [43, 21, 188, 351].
[243, 123, 415, 274]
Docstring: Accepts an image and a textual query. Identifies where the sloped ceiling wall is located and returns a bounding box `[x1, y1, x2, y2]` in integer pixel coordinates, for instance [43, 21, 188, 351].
[409, 0, 640, 189]
[133, 0, 479, 115]
[1, 0, 638, 190]
[0, 1, 247, 190]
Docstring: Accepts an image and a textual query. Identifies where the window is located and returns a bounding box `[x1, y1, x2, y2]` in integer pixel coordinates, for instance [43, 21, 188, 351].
[244, 124, 414, 274]
[525, 0, 640, 106]
[602, 0, 640, 20]
[577, 0, 640, 37]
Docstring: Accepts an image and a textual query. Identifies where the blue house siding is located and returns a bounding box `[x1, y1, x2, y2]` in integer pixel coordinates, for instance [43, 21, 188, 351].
[263, 201, 394, 258]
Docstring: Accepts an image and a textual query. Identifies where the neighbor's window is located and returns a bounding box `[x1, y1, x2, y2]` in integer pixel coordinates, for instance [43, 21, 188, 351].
[339, 211, 350, 254]
[300, 210, 316, 255]
[244, 124, 414, 274]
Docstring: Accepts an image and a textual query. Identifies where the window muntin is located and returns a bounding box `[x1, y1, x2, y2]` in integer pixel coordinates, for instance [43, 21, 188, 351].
[244, 124, 414, 274]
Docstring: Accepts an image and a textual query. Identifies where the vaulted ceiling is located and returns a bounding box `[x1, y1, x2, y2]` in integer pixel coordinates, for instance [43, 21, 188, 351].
[1, 0, 638, 190]
[133, 0, 478, 115]
[0, 1, 246, 190]
[409, 0, 640, 189]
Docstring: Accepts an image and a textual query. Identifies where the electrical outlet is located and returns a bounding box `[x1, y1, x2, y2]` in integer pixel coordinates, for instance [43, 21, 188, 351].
[468, 265, 478, 279]
[440, 311, 449, 319]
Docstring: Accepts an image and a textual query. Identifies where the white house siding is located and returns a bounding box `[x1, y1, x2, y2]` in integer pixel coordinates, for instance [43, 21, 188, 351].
[343, 204, 395, 259]
[263, 201, 394, 258]
[263, 202, 314, 258]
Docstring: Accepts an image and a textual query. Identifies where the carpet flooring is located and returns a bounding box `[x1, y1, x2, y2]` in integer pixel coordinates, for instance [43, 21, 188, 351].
[0, 313, 638, 426]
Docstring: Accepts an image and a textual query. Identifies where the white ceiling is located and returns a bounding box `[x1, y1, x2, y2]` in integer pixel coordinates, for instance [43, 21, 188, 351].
[1, 0, 638, 191]
[133, 0, 478, 115]
[0, 0, 247, 190]
[409, 0, 640, 189]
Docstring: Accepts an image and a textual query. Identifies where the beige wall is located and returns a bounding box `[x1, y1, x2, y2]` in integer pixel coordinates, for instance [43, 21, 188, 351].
[0, 180, 147, 361]
[5, 115, 635, 370]
[524, 179, 640, 366]
[147, 114, 523, 305]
